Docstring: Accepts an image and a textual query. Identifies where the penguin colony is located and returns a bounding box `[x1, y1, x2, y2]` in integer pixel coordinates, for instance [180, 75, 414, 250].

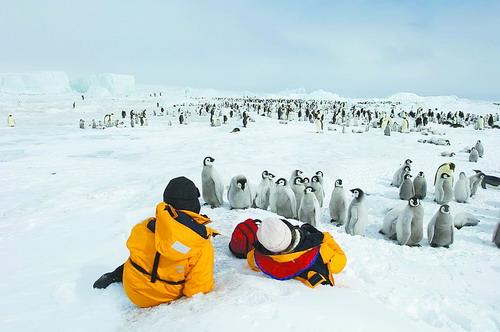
[202, 138, 498, 249]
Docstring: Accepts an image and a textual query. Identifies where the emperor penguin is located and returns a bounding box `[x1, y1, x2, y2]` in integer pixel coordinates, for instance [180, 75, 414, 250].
[384, 123, 391, 136]
[298, 186, 321, 227]
[475, 140, 484, 157]
[302, 177, 310, 186]
[413, 171, 427, 199]
[329, 179, 348, 226]
[272, 178, 297, 219]
[399, 174, 415, 200]
[391, 159, 413, 187]
[315, 171, 325, 186]
[227, 175, 252, 209]
[289, 170, 303, 185]
[493, 222, 500, 248]
[469, 147, 479, 163]
[255, 170, 272, 210]
[345, 188, 368, 236]
[435, 173, 453, 204]
[290, 176, 305, 215]
[434, 162, 455, 186]
[427, 204, 454, 248]
[380, 203, 404, 240]
[201, 156, 224, 208]
[469, 172, 484, 197]
[454, 172, 470, 203]
[311, 175, 325, 207]
[396, 197, 424, 246]
[454, 212, 480, 229]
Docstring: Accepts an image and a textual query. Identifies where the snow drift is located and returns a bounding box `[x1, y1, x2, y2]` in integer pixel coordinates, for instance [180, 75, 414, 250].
[70, 73, 135, 96]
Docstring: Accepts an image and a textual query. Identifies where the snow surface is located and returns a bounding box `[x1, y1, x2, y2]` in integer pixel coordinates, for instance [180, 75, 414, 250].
[0, 91, 499, 332]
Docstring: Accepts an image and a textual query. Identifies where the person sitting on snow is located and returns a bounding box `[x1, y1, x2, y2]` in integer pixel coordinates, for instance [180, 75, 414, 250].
[247, 218, 346, 288]
[93, 176, 218, 308]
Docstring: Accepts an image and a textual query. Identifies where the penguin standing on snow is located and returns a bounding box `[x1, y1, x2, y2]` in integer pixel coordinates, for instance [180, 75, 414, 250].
[289, 170, 303, 185]
[255, 170, 272, 210]
[435, 173, 453, 204]
[298, 186, 321, 227]
[290, 177, 305, 215]
[329, 179, 347, 226]
[399, 174, 415, 200]
[311, 175, 325, 207]
[345, 188, 368, 236]
[380, 204, 404, 240]
[201, 156, 224, 208]
[475, 140, 484, 157]
[469, 147, 479, 162]
[271, 178, 297, 219]
[396, 197, 424, 246]
[413, 171, 427, 199]
[227, 175, 252, 209]
[454, 172, 470, 203]
[315, 171, 324, 186]
[434, 162, 455, 186]
[428, 204, 454, 248]
[469, 172, 484, 197]
[391, 159, 412, 187]
[79, 119, 85, 129]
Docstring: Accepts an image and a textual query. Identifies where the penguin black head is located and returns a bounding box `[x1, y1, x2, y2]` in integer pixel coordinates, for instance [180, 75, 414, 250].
[335, 179, 343, 187]
[276, 178, 287, 186]
[236, 178, 247, 190]
[268, 173, 276, 180]
[315, 171, 324, 177]
[302, 177, 310, 184]
[293, 169, 303, 177]
[404, 166, 411, 172]
[404, 174, 412, 180]
[405, 159, 413, 165]
[203, 156, 215, 166]
[409, 197, 420, 207]
[350, 188, 364, 199]
[441, 173, 450, 179]
[418, 171, 424, 176]
[293, 177, 303, 185]
[450, 152, 456, 157]
[477, 140, 481, 143]
[261, 170, 269, 179]
[440, 204, 450, 214]
[304, 186, 315, 194]
[311, 175, 320, 183]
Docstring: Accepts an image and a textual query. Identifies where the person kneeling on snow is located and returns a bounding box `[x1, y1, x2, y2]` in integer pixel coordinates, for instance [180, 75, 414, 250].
[93, 176, 218, 308]
[247, 218, 346, 288]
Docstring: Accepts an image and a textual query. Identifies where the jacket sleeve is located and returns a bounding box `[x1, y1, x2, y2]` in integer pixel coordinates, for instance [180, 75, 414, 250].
[183, 242, 214, 298]
[322, 232, 347, 274]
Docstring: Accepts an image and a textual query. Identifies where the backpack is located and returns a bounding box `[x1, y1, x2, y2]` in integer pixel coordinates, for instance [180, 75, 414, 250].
[229, 219, 261, 258]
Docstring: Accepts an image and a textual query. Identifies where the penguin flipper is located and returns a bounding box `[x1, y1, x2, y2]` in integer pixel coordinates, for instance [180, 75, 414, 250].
[398, 214, 412, 245]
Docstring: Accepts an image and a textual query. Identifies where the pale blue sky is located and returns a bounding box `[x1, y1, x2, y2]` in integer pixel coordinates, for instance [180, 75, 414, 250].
[1, 0, 499, 99]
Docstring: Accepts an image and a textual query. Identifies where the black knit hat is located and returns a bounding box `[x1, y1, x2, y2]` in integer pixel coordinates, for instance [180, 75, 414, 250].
[163, 176, 201, 213]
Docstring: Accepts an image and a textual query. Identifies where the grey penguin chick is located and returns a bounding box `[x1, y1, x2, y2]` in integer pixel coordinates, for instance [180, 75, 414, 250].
[289, 169, 303, 185]
[329, 179, 348, 226]
[201, 156, 224, 208]
[396, 197, 424, 246]
[493, 222, 500, 248]
[428, 204, 454, 248]
[272, 178, 297, 219]
[454, 212, 480, 229]
[345, 188, 368, 236]
[454, 172, 470, 203]
[469, 147, 479, 162]
[311, 175, 325, 207]
[290, 176, 305, 215]
[475, 140, 484, 157]
[255, 170, 272, 210]
[298, 186, 321, 227]
[380, 204, 405, 240]
[413, 171, 427, 199]
[469, 172, 484, 197]
[315, 171, 324, 186]
[227, 175, 252, 209]
[435, 173, 453, 204]
[399, 173, 415, 200]
[391, 159, 413, 187]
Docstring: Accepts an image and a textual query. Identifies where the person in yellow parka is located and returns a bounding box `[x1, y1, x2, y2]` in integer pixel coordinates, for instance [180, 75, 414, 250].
[93, 176, 218, 308]
[247, 217, 346, 288]
[434, 162, 456, 186]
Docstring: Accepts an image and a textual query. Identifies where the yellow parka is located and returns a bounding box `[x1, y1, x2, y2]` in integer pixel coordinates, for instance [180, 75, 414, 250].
[123, 202, 217, 308]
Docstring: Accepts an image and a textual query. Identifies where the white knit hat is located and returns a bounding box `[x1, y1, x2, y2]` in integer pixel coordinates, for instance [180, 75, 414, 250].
[257, 217, 293, 253]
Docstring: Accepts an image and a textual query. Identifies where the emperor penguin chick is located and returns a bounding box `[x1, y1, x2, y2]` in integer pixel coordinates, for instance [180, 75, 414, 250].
[345, 188, 368, 236]
[399, 174, 415, 200]
[396, 197, 424, 246]
[201, 156, 224, 208]
[329, 179, 348, 226]
[454, 172, 470, 203]
[298, 186, 321, 227]
[227, 175, 252, 209]
[272, 178, 297, 219]
[428, 204, 454, 248]
[311, 175, 325, 207]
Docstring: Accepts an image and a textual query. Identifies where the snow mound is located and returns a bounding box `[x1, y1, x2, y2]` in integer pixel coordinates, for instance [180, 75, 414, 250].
[70, 73, 135, 96]
[0, 71, 70, 94]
